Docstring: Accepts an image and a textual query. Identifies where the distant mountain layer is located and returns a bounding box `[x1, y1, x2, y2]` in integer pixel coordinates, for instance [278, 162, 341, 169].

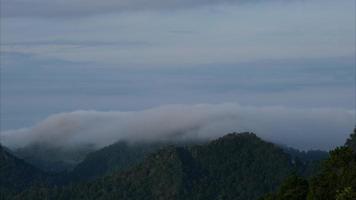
[5, 131, 353, 200]
[12, 133, 302, 200]
[261, 129, 356, 200]
[68, 141, 166, 182]
[281, 147, 328, 177]
[13, 144, 95, 172]
[0, 145, 49, 199]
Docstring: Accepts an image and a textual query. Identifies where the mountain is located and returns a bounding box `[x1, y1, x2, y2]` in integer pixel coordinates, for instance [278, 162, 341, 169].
[0, 144, 49, 199]
[13, 132, 303, 200]
[68, 141, 165, 182]
[13, 143, 95, 172]
[12, 140, 200, 174]
[282, 148, 328, 163]
[260, 130, 356, 200]
[346, 128, 356, 153]
[282, 147, 328, 177]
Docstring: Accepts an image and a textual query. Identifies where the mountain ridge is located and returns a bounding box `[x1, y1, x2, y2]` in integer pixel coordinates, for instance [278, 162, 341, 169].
[12, 132, 303, 200]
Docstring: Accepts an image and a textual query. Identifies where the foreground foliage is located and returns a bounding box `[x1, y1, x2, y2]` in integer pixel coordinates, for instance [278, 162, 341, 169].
[261, 129, 356, 200]
[0, 145, 50, 199]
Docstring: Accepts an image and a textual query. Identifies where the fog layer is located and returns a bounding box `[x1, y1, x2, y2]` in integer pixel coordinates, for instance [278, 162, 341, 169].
[2, 103, 353, 151]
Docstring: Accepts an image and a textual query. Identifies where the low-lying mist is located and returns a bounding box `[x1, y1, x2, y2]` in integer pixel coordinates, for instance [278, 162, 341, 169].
[2, 103, 354, 151]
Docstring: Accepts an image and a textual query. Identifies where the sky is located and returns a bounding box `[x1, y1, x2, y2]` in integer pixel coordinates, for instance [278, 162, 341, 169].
[0, 0, 355, 150]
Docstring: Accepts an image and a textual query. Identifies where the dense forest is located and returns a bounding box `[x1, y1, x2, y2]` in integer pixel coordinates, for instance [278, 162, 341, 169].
[260, 129, 356, 200]
[1, 130, 355, 200]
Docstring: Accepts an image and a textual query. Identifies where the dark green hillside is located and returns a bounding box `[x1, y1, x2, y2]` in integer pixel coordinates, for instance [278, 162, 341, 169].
[14, 132, 301, 200]
[282, 148, 328, 163]
[14, 144, 95, 172]
[282, 147, 328, 177]
[0, 145, 49, 199]
[260, 129, 356, 200]
[307, 147, 356, 200]
[189, 133, 297, 200]
[346, 128, 356, 153]
[69, 141, 164, 182]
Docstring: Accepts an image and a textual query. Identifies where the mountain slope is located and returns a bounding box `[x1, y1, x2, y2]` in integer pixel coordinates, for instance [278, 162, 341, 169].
[0, 145, 49, 199]
[282, 147, 328, 177]
[346, 128, 356, 153]
[260, 129, 356, 200]
[13, 144, 95, 172]
[68, 141, 164, 182]
[189, 133, 297, 199]
[14, 132, 301, 200]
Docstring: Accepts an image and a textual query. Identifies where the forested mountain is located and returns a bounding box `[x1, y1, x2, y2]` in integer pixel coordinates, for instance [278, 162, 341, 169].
[346, 128, 356, 153]
[68, 141, 165, 182]
[13, 144, 95, 172]
[281, 147, 328, 177]
[261, 129, 356, 200]
[10, 133, 302, 200]
[3, 131, 354, 200]
[0, 145, 49, 199]
[282, 148, 328, 163]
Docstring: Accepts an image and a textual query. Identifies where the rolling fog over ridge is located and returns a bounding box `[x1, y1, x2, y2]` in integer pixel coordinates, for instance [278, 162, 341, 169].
[1, 0, 354, 160]
[2, 103, 354, 151]
[1, 0, 356, 199]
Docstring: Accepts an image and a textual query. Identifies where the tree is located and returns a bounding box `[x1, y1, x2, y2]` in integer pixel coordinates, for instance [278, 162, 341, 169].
[345, 128, 356, 153]
[259, 175, 308, 200]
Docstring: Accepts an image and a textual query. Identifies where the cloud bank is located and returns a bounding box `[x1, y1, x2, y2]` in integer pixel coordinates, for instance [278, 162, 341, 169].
[2, 103, 354, 151]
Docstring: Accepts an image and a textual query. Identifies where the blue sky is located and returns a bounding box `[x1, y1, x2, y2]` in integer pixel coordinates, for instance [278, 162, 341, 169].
[0, 0, 355, 149]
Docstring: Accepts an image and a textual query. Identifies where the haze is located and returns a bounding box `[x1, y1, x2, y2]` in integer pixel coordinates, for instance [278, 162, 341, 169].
[0, 0, 355, 150]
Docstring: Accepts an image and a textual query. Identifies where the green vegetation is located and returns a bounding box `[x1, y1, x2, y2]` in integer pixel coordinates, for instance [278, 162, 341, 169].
[260, 129, 356, 200]
[282, 147, 328, 177]
[260, 175, 309, 200]
[68, 141, 164, 182]
[346, 128, 356, 153]
[0, 145, 50, 199]
[2, 130, 354, 200]
[3, 133, 303, 200]
[14, 144, 95, 172]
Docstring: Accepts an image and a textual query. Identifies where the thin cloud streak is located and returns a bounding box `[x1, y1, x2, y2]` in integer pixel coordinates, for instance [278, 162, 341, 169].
[2, 0, 290, 18]
[2, 0, 353, 67]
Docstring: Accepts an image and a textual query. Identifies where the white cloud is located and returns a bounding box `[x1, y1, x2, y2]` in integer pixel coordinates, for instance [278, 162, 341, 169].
[2, 103, 354, 151]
